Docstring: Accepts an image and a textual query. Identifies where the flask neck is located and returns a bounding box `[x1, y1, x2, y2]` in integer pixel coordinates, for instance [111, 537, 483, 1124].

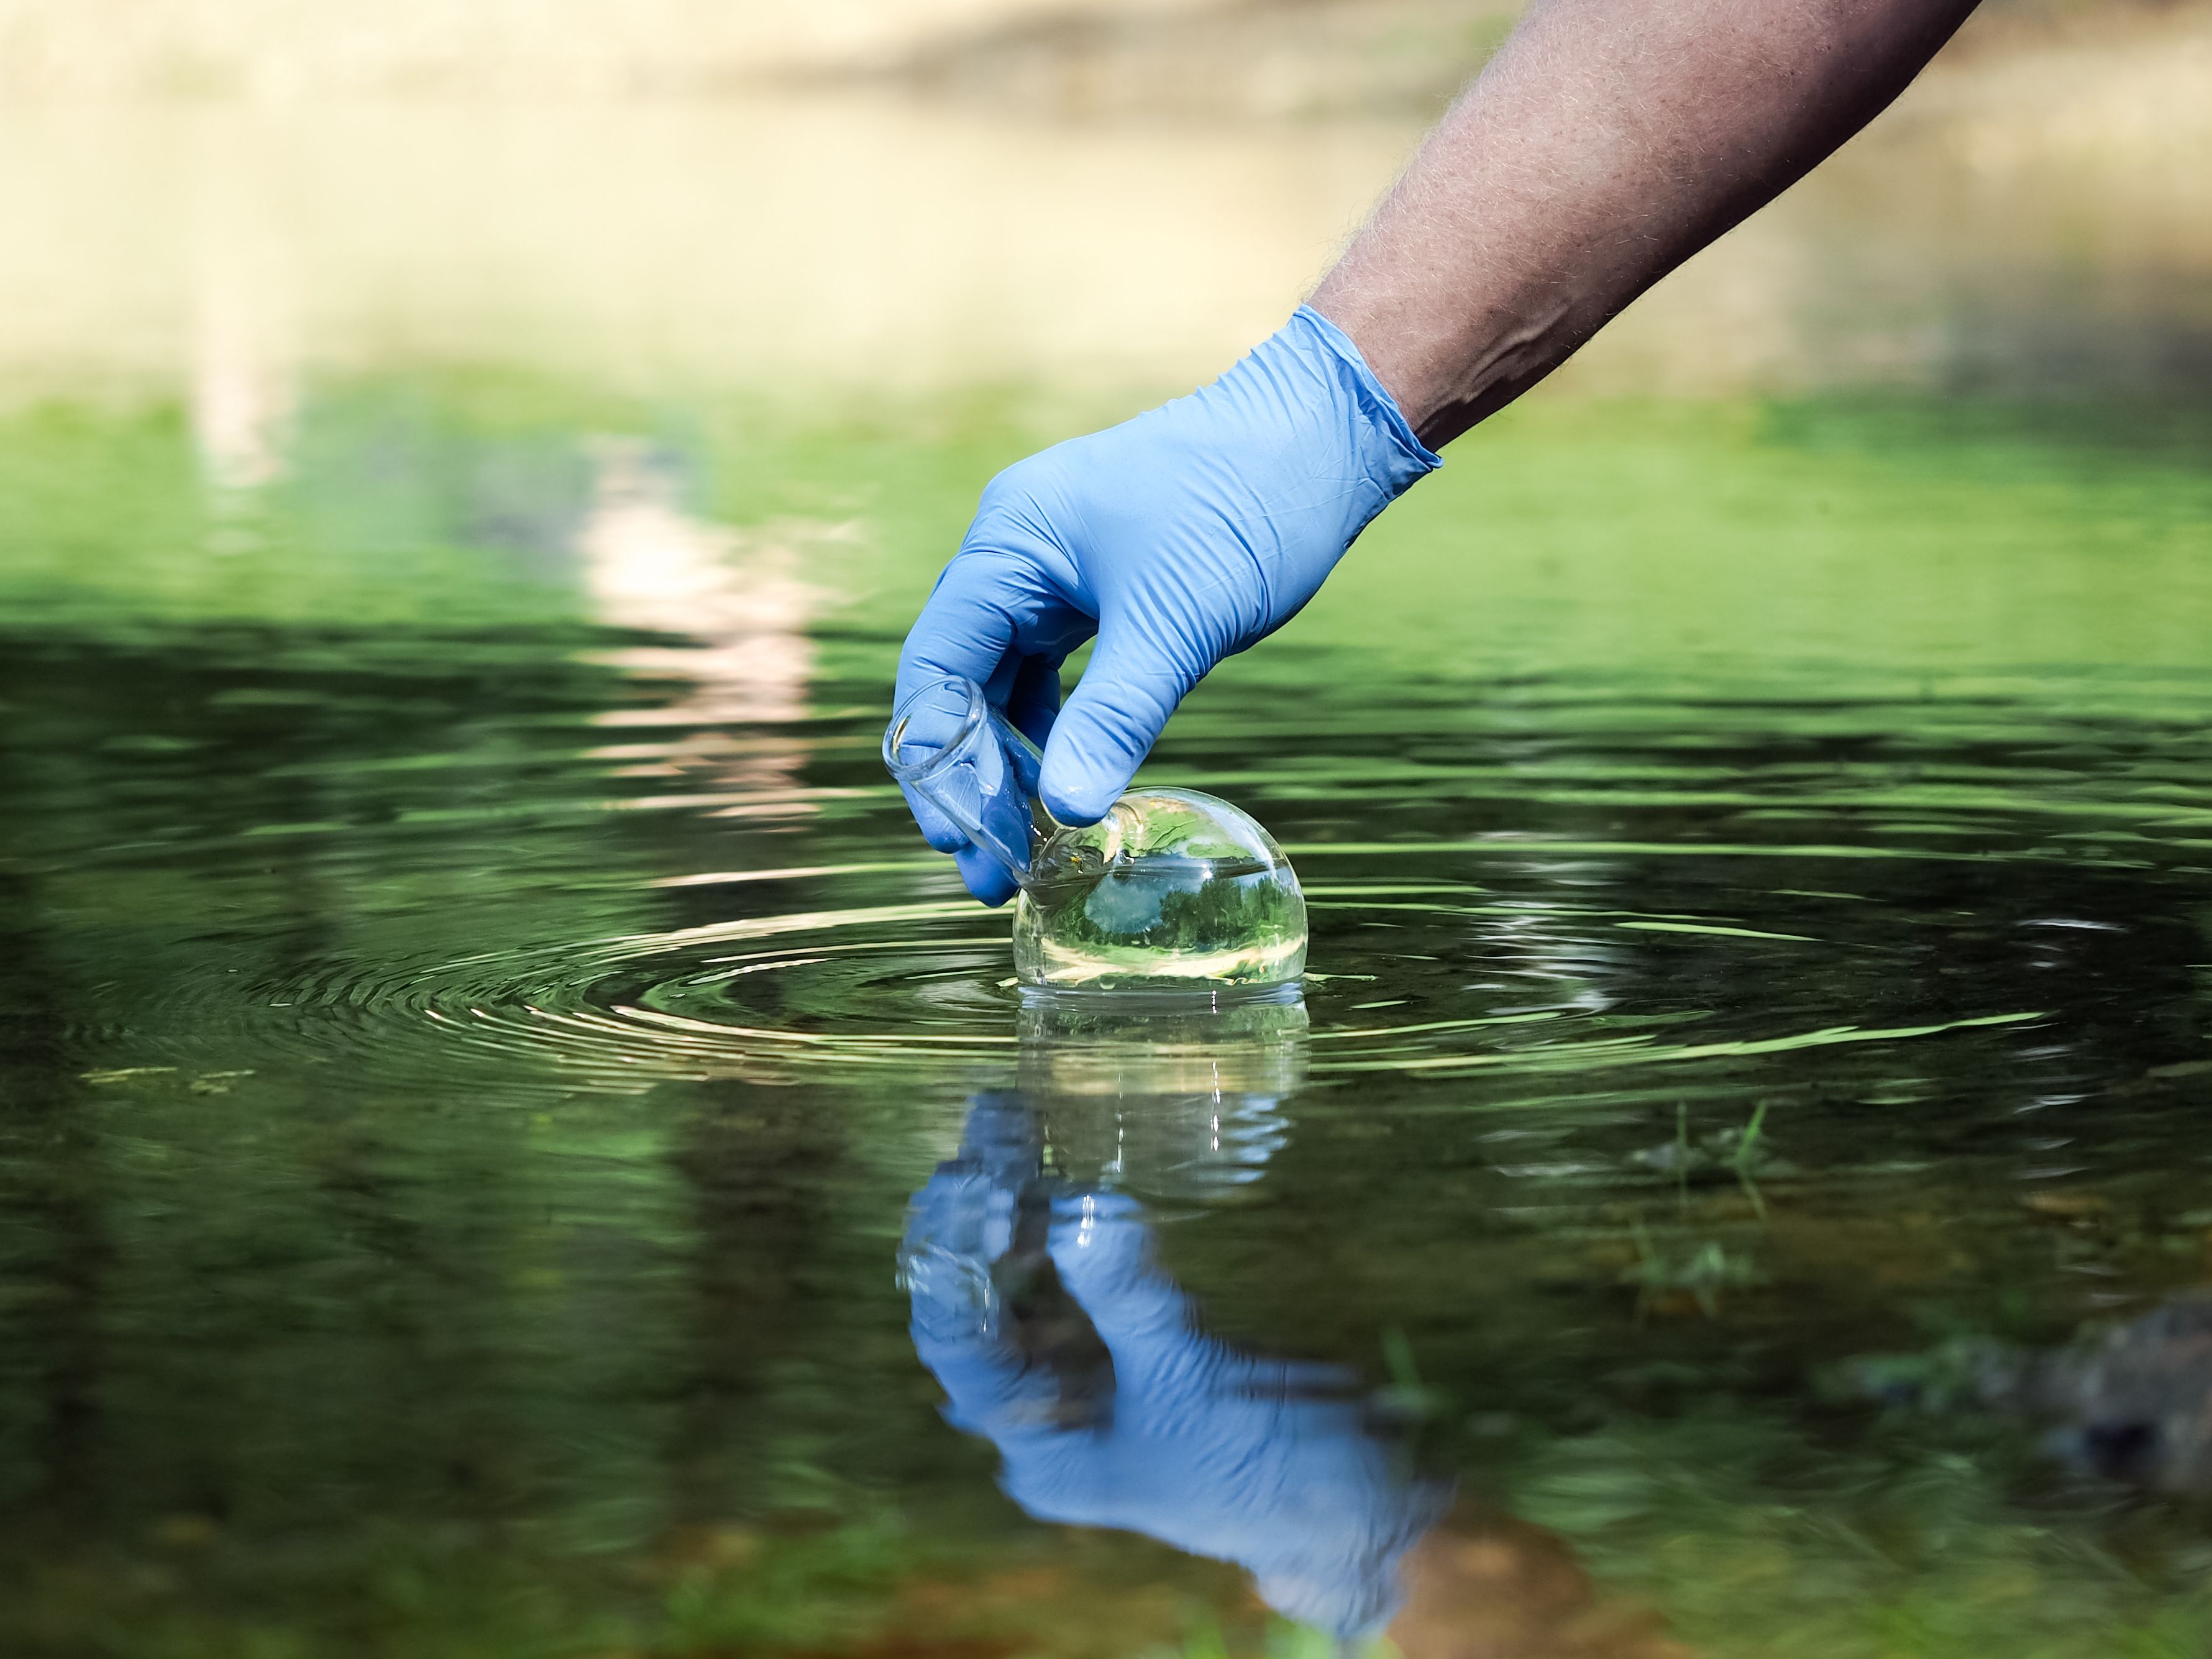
[884, 675, 1053, 889]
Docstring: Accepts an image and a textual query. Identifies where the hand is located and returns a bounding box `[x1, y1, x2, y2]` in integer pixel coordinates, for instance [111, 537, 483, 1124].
[893, 305, 1438, 903]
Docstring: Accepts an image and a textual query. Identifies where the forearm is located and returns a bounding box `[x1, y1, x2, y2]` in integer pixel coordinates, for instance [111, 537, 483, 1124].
[1311, 0, 1980, 447]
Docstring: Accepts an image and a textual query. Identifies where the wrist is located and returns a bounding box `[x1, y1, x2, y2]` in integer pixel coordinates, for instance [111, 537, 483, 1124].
[1167, 306, 1442, 607]
[1285, 304, 1443, 486]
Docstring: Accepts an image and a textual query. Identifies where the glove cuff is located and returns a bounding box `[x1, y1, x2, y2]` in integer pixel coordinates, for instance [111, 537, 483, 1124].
[1290, 303, 1443, 487]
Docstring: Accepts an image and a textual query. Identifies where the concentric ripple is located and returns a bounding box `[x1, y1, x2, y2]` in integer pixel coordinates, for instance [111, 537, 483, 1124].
[65, 656, 2206, 1144]
[226, 900, 1023, 1092]
[183, 852, 2075, 1108]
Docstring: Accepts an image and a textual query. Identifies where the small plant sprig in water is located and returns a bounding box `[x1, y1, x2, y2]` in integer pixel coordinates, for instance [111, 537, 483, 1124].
[1621, 1218, 1766, 1320]
[1632, 1099, 1782, 1218]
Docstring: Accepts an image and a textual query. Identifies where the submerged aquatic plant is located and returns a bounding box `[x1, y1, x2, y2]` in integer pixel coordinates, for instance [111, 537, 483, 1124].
[1620, 1222, 1766, 1319]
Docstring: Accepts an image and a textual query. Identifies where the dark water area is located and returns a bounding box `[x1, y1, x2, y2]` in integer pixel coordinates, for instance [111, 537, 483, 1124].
[0, 384, 2209, 1658]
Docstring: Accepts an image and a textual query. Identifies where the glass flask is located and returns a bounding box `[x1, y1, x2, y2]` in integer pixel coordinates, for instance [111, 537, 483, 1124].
[884, 674, 1307, 990]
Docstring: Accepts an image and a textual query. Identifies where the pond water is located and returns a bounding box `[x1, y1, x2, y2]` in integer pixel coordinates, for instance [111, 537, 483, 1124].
[1, 75, 2210, 1656]
[1, 372, 2207, 1659]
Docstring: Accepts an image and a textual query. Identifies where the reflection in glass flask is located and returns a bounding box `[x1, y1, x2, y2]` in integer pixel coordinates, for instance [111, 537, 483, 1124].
[897, 992, 1449, 1641]
[884, 674, 1307, 990]
[1015, 787, 1306, 989]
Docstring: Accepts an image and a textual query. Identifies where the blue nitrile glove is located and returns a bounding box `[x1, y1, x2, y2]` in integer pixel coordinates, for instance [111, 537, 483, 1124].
[894, 306, 1440, 904]
[900, 1094, 1450, 1640]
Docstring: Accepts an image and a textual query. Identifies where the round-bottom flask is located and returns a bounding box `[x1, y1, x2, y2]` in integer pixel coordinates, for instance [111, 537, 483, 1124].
[1012, 788, 1305, 990]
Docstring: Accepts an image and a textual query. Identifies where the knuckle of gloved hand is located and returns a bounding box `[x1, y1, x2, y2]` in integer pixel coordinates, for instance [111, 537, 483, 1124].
[984, 439, 1101, 532]
[974, 452, 1058, 523]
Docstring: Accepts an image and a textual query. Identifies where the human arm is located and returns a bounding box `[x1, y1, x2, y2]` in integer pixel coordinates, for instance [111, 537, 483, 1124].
[897, 0, 1980, 897]
[1313, 0, 1982, 446]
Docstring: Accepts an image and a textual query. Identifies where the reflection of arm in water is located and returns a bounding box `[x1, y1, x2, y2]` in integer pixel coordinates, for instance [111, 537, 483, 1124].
[895, 0, 1982, 889]
[901, 1093, 1451, 1641]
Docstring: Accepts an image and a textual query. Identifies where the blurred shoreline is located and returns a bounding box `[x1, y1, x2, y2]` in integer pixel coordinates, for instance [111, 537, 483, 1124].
[0, 0, 2201, 408]
[0, 0, 2200, 117]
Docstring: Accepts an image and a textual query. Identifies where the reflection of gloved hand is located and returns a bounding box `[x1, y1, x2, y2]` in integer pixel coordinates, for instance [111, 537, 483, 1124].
[901, 1101, 1448, 1640]
[894, 306, 1439, 903]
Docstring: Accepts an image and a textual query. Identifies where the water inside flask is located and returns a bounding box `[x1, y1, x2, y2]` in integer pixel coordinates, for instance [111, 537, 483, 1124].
[884, 674, 1307, 992]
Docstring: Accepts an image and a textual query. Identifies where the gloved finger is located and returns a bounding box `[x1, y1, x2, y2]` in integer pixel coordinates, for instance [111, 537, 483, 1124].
[898, 769, 1026, 902]
[953, 842, 1021, 908]
[1038, 621, 1204, 825]
[1005, 652, 1063, 750]
[895, 551, 1093, 710]
[898, 780, 971, 855]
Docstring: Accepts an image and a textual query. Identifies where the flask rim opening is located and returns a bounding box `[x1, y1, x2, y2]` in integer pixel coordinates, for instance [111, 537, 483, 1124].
[882, 673, 990, 787]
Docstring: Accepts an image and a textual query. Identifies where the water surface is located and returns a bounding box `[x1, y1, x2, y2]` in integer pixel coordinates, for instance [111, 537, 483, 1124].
[0, 370, 2207, 1657]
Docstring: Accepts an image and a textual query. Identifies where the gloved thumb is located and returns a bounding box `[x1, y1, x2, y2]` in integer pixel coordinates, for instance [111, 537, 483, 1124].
[1038, 624, 1202, 825]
